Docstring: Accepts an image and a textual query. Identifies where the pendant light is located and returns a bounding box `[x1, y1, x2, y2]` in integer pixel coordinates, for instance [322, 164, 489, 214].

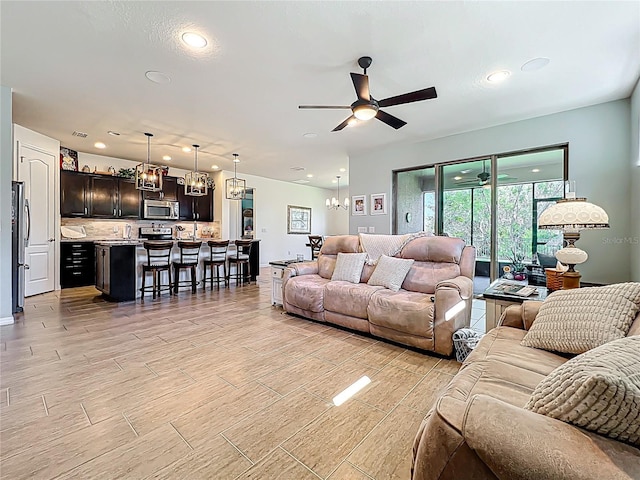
[135, 133, 163, 192]
[326, 175, 349, 210]
[225, 153, 246, 200]
[184, 144, 209, 196]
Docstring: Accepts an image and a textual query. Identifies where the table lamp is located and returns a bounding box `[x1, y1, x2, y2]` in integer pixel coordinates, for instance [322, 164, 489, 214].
[538, 197, 609, 289]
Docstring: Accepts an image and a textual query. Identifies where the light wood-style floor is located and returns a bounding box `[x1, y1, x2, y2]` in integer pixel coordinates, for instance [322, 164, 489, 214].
[0, 268, 459, 479]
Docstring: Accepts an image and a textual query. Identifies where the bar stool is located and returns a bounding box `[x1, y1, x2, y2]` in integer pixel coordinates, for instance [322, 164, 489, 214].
[227, 240, 253, 285]
[140, 241, 174, 300]
[202, 240, 229, 289]
[173, 241, 202, 294]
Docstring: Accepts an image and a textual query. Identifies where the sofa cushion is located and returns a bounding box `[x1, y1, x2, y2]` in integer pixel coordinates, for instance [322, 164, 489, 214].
[317, 235, 361, 279]
[367, 289, 434, 337]
[331, 252, 367, 283]
[401, 262, 462, 294]
[283, 275, 329, 313]
[324, 281, 384, 319]
[521, 283, 640, 354]
[400, 236, 465, 263]
[525, 336, 640, 447]
[367, 254, 414, 292]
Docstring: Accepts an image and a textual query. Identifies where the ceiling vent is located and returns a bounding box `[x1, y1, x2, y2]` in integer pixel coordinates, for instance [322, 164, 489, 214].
[292, 179, 310, 184]
[72, 131, 88, 138]
[290, 166, 306, 171]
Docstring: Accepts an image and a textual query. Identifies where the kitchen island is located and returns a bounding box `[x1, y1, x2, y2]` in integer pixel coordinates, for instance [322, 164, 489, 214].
[62, 238, 261, 300]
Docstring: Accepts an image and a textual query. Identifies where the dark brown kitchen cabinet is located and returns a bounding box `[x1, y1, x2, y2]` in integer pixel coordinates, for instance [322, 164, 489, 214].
[142, 175, 177, 201]
[117, 179, 140, 218]
[90, 176, 118, 217]
[60, 171, 90, 217]
[177, 185, 213, 221]
[60, 241, 95, 288]
[61, 171, 141, 219]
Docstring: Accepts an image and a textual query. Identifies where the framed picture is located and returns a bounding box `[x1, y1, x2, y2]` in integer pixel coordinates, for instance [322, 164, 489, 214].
[351, 195, 366, 216]
[370, 193, 387, 215]
[287, 205, 311, 234]
[60, 147, 78, 171]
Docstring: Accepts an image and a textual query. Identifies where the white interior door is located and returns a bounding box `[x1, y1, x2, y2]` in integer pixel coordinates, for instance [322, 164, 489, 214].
[18, 143, 56, 297]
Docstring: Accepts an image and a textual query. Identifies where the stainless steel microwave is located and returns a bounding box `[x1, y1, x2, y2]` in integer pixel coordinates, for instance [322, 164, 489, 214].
[143, 199, 179, 220]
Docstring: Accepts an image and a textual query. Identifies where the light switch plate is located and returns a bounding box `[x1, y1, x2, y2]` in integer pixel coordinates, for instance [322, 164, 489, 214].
[357, 227, 367, 233]
[368, 227, 375, 233]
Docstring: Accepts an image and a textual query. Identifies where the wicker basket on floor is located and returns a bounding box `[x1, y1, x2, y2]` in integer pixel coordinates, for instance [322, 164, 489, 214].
[545, 269, 563, 291]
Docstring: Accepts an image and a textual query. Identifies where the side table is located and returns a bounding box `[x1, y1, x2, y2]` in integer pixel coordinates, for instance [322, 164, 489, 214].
[483, 279, 549, 331]
[269, 259, 309, 306]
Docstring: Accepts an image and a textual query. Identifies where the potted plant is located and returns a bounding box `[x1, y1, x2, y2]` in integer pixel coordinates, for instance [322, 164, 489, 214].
[510, 249, 527, 281]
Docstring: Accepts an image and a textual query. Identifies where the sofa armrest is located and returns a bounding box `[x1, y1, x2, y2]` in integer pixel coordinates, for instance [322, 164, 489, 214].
[498, 301, 543, 330]
[433, 276, 474, 356]
[282, 261, 319, 294]
[462, 394, 640, 480]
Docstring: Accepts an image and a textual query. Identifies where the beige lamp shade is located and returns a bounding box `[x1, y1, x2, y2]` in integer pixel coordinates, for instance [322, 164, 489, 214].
[538, 198, 609, 230]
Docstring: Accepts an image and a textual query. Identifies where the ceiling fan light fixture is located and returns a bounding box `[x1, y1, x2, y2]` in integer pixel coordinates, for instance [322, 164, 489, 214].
[353, 104, 378, 121]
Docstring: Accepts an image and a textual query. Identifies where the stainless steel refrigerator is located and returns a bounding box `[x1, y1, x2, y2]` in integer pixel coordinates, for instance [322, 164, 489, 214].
[12, 181, 27, 313]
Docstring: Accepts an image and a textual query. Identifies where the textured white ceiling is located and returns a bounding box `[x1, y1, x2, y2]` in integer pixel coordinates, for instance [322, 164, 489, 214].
[2, 1, 639, 188]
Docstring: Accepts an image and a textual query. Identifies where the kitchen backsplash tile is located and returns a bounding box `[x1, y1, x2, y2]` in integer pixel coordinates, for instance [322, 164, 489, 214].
[60, 218, 221, 240]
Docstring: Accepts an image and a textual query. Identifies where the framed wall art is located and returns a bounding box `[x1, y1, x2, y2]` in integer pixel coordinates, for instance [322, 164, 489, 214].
[60, 147, 78, 171]
[351, 195, 366, 216]
[370, 193, 387, 215]
[287, 205, 311, 234]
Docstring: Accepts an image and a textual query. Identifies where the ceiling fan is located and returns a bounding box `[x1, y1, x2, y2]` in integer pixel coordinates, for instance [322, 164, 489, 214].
[454, 160, 517, 186]
[298, 56, 437, 132]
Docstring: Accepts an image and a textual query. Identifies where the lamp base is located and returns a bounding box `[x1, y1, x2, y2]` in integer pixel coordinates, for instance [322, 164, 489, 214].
[562, 270, 581, 289]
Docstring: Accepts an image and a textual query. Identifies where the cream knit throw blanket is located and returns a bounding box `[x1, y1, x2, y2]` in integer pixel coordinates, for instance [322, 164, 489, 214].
[359, 232, 432, 265]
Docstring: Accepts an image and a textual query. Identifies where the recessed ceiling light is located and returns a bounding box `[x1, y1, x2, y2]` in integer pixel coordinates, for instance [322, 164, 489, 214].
[211, 165, 219, 170]
[162, 155, 172, 161]
[306, 174, 314, 178]
[94, 142, 106, 149]
[521, 57, 550, 72]
[303, 133, 317, 139]
[332, 179, 338, 184]
[454, 176, 462, 180]
[486, 70, 511, 83]
[182, 147, 191, 153]
[339, 168, 346, 173]
[182, 32, 207, 48]
[461, 169, 472, 174]
[107, 130, 120, 136]
[532, 168, 540, 173]
[145, 71, 171, 84]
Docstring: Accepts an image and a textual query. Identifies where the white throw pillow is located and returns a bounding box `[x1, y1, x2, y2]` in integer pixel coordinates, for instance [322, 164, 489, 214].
[331, 252, 367, 284]
[525, 336, 640, 447]
[367, 254, 415, 292]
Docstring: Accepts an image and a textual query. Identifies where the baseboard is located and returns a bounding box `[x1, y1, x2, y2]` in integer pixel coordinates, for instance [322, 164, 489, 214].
[0, 315, 15, 325]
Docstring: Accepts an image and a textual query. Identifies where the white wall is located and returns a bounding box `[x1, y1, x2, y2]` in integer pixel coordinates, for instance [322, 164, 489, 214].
[0, 86, 13, 324]
[350, 100, 632, 285]
[325, 186, 350, 235]
[630, 80, 640, 282]
[217, 171, 336, 264]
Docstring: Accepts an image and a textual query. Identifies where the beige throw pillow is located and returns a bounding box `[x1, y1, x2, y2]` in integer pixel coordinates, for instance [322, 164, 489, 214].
[367, 254, 414, 292]
[331, 252, 367, 284]
[525, 336, 640, 447]
[521, 283, 640, 354]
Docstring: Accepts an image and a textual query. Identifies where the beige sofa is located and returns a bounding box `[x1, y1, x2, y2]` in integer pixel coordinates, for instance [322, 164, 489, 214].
[282, 234, 476, 356]
[412, 300, 640, 480]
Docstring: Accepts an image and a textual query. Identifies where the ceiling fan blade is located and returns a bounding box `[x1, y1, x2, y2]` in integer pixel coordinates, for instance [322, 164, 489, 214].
[375, 110, 407, 129]
[350, 73, 370, 101]
[332, 116, 355, 132]
[298, 105, 351, 109]
[378, 86, 437, 108]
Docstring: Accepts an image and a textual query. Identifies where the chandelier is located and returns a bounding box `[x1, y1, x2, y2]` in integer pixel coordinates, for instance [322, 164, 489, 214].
[184, 144, 209, 196]
[225, 153, 246, 200]
[135, 133, 163, 192]
[327, 175, 349, 210]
